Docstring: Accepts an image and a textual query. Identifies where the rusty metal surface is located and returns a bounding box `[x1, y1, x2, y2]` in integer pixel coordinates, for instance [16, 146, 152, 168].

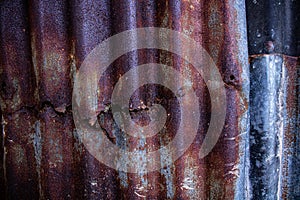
[29, 0, 72, 112]
[69, 0, 249, 199]
[0, 0, 298, 200]
[280, 56, 300, 199]
[0, 0, 36, 114]
[279, 55, 296, 199]
[296, 60, 300, 199]
[3, 109, 39, 199]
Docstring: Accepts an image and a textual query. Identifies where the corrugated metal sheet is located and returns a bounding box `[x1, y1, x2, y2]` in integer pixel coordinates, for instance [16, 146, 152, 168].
[249, 55, 299, 199]
[246, 0, 299, 56]
[0, 0, 298, 200]
[246, 0, 299, 199]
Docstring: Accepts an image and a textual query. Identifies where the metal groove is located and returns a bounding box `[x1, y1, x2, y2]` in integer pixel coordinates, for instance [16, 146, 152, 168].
[249, 55, 299, 199]
[247, 0, 299, 199]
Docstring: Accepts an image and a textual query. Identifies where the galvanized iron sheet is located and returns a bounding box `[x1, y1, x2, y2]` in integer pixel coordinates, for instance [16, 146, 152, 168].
[249, 55, 299, 199]
[246, 0, 299, 199]
[246, 0, 300, 56]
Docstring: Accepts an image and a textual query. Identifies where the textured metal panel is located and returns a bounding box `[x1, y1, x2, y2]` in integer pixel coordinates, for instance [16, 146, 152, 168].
[0, 1, 39, 199]
[295, 60, 300, 199]
[68, 0, 249, 199]
[70, 1, 123, 199]
[2, 109, 39, 199]
[280, 56, 300, 199]
[249, 55, 299, 199]
[246, 0, 300, 199]
[29, 0, 72, 112]
[0, 0, 298, 200]
[0, 0, 36, 113]
[246, 0, 300, 56]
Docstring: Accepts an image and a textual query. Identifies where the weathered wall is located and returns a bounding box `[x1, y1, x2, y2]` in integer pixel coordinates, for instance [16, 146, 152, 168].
[0, 0, 299, 199]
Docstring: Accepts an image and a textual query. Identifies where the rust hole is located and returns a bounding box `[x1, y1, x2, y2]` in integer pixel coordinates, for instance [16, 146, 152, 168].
[230, 75, 235, 81]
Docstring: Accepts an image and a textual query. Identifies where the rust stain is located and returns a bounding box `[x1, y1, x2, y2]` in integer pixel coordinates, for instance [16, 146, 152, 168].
[0, 0, 36, 114]
[2, 109, 39, 199]
[29, 0, 72, 112]
[280, 55, 298, 199]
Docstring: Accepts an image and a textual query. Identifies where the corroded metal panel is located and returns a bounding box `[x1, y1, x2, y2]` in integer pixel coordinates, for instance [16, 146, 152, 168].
[280, 57, 300, 199]
[0, 0, 247, 199]
[0, 0, 298, 199]
[68, 0, 249, 199]
[28, 0, 72, 112]
[2, 109, 39, 199]
[0, 0, 36, 113]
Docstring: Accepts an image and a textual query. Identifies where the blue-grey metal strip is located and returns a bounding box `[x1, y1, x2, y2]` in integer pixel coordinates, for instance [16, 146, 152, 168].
[250, 55, 299, 199]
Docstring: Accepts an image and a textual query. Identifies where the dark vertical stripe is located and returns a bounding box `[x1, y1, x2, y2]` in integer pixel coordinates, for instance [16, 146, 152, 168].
[0, 1, 39, 199]
[246, 0, 300, 56]
[39, 107, 77, 199]
[249, 55, 299, 199]
[3, 109, 39, 199]
[0, 106, 6, 199]
[70, 1, 121, 199]
[28, 0, 71, 111]
[249, 55, 284, 199]
[247, 0, 299, 199]
[0, 0, 36, 113]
